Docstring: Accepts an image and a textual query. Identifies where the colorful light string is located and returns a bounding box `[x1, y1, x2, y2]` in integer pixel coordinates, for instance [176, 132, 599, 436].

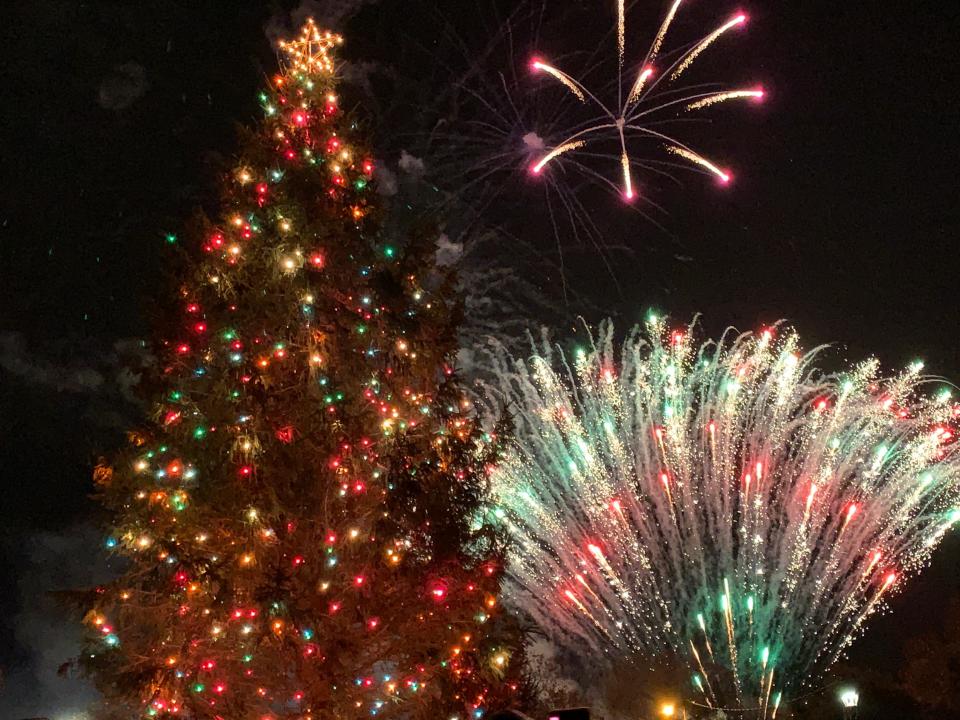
[83, 20, 518, 720]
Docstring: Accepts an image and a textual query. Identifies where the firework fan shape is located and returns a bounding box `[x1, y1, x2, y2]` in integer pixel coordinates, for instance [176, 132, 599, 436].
[488, 319, 960, 717]
[529, 0, 763, 199]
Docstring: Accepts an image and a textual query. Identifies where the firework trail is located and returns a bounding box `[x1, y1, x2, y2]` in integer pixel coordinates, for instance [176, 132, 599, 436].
[361, 0, 646, 320]
[356, 0, 765, 338]
[529, 0, 763, 197]
[487, 319, 960, 715]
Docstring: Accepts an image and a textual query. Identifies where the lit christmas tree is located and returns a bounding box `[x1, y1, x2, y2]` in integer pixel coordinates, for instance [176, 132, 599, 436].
[82, 20, 521, 720]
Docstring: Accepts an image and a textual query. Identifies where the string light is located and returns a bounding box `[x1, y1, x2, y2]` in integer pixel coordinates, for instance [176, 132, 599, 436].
[83, 17, 518, 720]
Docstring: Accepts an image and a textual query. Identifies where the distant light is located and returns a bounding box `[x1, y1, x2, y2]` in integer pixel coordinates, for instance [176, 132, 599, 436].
[839, 688, 860, 708]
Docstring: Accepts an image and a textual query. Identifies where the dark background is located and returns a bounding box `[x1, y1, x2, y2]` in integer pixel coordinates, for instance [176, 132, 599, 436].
[1, 0, 958, 717]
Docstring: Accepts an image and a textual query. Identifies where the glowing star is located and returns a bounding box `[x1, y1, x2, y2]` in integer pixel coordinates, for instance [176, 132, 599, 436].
[490, 320, 960, 711]
[278, 18, 343, 75]
[529, 1, 760, 199]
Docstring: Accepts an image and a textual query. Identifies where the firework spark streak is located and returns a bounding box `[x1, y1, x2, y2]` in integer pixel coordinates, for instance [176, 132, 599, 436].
[488, 320, 960, 715]
[686, 89, 765, 112]
[532, 140, 588, 175]
[531, 60, 587, 102]
[626, 67, 655, 106]
[671, 14, 747, 81]
[666, 146, 731, 183]
[529, 0, 762, 199]
[649, 0, 684, 61]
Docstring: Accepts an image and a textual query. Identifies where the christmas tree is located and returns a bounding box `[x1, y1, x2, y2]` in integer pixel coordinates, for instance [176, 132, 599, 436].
[82, 20, 521, 720]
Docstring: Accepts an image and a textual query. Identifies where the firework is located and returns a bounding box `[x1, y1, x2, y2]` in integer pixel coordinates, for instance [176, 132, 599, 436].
[529, 0, 763, 199]
[368, 0, 718, 311]
[488, 319, 960, 715]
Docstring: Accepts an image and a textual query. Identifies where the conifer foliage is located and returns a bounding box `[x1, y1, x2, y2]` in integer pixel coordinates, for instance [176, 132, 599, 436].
[83, 20, 520, 720]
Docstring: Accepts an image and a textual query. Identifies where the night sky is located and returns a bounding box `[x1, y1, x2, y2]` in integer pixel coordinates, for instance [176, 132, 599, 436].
[1, 1, 959, 717]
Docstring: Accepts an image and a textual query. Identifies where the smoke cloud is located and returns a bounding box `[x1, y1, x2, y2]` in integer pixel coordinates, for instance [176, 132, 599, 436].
[0, 526, 113, 720]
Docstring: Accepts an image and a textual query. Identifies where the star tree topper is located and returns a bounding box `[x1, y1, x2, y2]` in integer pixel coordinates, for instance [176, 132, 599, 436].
[278, 17, 344, 75]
